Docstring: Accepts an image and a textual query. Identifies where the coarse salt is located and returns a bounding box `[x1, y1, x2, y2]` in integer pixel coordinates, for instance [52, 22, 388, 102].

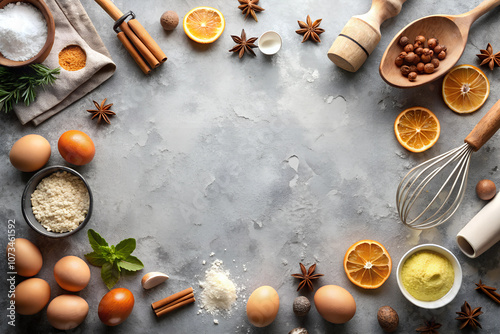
[199, 260, 238, 315]
[0, 2, 48, 61]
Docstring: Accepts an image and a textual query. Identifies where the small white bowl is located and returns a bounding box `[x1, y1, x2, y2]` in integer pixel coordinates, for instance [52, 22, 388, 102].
[258, 31, 282, 55]
[396, 244, 462, 309]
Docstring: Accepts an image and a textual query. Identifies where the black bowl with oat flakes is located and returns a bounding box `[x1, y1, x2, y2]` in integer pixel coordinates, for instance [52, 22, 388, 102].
[22, 166, 93, 238]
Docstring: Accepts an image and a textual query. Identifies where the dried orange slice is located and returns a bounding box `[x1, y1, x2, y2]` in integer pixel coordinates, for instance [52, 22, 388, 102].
[344, 240, 392, 289]
[183, 7, 225, 44]
[394, 106, 440, 153]
[442, 64, 490, 114]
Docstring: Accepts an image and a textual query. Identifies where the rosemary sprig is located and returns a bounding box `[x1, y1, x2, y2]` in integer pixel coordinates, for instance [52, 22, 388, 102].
[0, 64, 60, 113]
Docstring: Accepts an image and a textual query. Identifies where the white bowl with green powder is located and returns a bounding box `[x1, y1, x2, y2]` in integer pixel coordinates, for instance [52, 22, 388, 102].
[397, 244, 462, 309]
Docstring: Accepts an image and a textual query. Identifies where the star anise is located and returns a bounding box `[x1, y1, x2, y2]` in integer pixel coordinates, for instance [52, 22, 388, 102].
[455, 301, 483, 329]
[237, 0, 264, 22]
[291, 263, 323, 291]
[475, 280, 500, 304]
[229, 29, 258, 58]
[87, 98, 115, 124]
[416, 319, 442, 334]
[477, 43, 500, 70]
[296, 15, 325, 43]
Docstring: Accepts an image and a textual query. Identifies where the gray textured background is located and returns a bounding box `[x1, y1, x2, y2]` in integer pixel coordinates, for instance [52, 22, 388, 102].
[1, 0, 500, 333]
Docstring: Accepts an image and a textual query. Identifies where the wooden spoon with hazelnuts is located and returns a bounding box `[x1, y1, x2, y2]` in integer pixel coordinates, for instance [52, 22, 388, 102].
[379, 0, 500, 88]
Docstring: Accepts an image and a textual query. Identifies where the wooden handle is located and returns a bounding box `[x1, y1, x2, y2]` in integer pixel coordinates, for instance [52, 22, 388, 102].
[457, 0, 500, 27]
[465, 99, 500, 151]
[95, 0, 123, 20]
[356, 0, 408, 35]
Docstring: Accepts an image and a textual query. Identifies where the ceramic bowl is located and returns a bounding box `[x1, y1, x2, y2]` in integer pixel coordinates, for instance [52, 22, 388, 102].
[258, 31, 282, 56]
[396, 244, 462, 309]
[0, 0, 55, 67]
[22, 166, 93, 238]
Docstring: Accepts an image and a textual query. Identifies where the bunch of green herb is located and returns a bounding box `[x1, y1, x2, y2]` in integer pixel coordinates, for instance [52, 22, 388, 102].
[85, 229, 144, 289]
[0, 64, 60, 113]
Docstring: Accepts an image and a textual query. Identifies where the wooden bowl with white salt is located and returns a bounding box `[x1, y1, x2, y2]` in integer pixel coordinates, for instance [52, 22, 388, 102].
[0, 0, 55, 67]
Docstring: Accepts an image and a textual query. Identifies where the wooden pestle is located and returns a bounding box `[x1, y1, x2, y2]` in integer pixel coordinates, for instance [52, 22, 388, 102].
[328, 0, 407, 72]
[95, 0, 166, 71]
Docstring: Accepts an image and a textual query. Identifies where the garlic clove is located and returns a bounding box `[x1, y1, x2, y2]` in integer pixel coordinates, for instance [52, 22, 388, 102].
[141, 272, 169, 289]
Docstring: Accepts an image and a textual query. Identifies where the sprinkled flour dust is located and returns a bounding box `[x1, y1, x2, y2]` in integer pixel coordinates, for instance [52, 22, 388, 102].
[198, 259, 245, 320]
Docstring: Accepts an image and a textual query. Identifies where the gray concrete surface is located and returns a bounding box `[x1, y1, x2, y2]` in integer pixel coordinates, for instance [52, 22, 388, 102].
[1, 0, 499, 333]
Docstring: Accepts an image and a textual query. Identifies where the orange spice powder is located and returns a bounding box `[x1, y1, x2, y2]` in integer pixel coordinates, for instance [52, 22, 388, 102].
[58, 45, 86, 71]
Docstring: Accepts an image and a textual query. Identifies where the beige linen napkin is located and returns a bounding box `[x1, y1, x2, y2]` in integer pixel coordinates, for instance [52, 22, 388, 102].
[14, 0, 116, 126]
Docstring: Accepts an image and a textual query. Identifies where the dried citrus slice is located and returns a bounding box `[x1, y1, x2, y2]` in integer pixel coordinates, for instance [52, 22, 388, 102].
[344, 240, 392, 289]
[442, 64, 490, 114]
[394, 107, 440, 153]
[183, 7, 225, 44]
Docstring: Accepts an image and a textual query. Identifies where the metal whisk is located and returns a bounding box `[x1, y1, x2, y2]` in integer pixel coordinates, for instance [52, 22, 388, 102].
[397, 99, 500, 229]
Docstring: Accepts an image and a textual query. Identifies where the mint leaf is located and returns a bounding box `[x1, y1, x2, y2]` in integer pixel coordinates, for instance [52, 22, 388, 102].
[115, 238, 136, 259]
[118, 255, 144, 271]
[84, 251, 108, 267]
[88, 229, 108, 252]
[101, 262, 120, 290]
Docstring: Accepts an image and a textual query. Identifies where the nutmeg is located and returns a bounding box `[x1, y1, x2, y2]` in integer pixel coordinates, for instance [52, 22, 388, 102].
[377, 306, 399, 333]
[424, 63, 435, 74]
[160, 10, 179, 31]
[293, 296, 311, 317]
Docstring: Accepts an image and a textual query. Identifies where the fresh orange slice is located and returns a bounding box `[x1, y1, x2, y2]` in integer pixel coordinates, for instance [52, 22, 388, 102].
[394, 107, 440, 153]
[183, 7, 225, 44]
[442, 64, 490, 114]
[344, 240, 392, 289]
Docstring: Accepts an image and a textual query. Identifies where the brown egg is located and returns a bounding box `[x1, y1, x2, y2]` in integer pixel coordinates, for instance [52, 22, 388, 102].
[12, 278, 51, 315]
[7, 238, 43, 277]
[246, 286, 280, 327]
[314, 285, 356, 324]
[476, 179, 496, 201]
[54, 256, 90, 292]
[9, 134, 51, 172]
[47, 295, 89, 330]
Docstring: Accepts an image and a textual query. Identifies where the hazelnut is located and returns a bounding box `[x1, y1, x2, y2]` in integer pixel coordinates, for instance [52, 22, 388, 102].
[424, 63, 435, 74]
[395, 56, 404, 67]
[415, 35, 426, 44]
[401, 65, 411, 76]
[404, 52, 416, 64]
[431, 58, 440, 68]
[476, 179, 496, 200]
[438, 51, 447, 60]
[414, 41, 423, 49]
[409, 65, 417, 73]
[413, 54, 421, 64]
[415, 47, 424, 55]
[427, 38, 438, 49]
[399, 51, 408, 59]
[404, 44, 414, 53]
[417, 62, 425, 73]
[293, 296, 311, 317]
[421, 54, 432, 63]
[408, 71, 417, 81]
[399, 36, 410, 47]
[434, 44, 444, 54]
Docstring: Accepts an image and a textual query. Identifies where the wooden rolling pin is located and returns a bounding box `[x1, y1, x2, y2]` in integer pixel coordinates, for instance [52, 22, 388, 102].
[95, 0, 167, 74]
[328, 0, 407, 72]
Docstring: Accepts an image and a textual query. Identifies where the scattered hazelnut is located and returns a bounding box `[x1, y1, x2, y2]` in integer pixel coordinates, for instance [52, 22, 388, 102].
[408, 71, 417, 81]
[431, 58, 440, 68]
[438, 51, 447, 60]
[415, 35, 426, 44]
[424, 63, 435, 74]
[395, 56, 404, 67]
[377, 306, 399, 333]
[289, 328, 308, 334]
[160, 10, 179, 31]
[428, 38, 438, 49]
[293, 296, 311, 317]
[400, 65, 411, 76]
[404, 44, 414, 53]
[476, 179, 496, 200]
[417, 62, 425, 73]
[404, 52, 416, 64]
[415, 47, 424, 55]
[399, 36, 410, 47]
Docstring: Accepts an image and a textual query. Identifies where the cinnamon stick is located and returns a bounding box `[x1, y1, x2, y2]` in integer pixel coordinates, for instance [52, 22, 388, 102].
[116, 32, 150, 74]
[155, 297, 195, 317]
[151, 287, 194, 310]
[155, 293, 194, 313]
[128, 19, 167, 63]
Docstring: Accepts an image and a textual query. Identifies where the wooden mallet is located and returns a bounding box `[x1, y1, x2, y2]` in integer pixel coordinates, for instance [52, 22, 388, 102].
[327, 0, 407, 72]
